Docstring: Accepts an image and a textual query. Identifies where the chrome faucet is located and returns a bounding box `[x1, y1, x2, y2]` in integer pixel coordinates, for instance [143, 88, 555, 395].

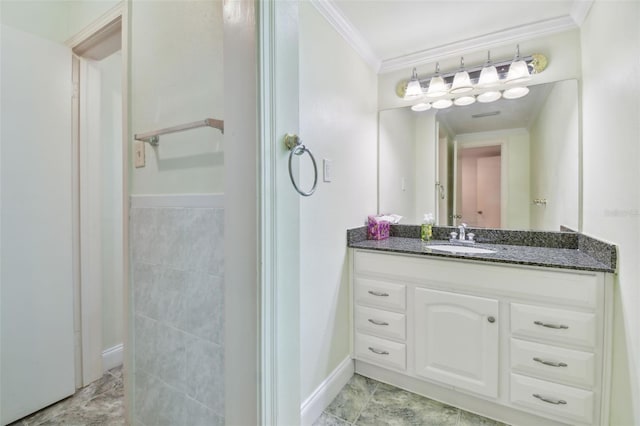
[458, 223, 467, 241]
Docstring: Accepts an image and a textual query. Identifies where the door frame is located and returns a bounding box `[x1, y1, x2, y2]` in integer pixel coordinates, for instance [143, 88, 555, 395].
[64, 2, 130, 420]
[453, 139, 508, 228]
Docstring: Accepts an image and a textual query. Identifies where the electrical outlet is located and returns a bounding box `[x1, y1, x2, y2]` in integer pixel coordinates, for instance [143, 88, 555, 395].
[323, 159, 333, 182]
[134, 141, 145, 168]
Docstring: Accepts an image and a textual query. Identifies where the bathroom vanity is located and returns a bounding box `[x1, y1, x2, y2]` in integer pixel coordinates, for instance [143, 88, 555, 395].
[348, 227, 616, 426]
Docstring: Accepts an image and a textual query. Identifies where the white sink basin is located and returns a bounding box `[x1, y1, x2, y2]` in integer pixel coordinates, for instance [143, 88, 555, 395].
[427, 244, 496, 255]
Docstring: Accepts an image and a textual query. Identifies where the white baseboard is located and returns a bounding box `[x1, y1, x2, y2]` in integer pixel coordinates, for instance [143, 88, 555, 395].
[300, 357, 354, 426]
[102, 343, 123, 372]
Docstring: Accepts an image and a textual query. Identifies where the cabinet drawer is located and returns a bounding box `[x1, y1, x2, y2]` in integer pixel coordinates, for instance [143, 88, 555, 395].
[510, 338, 595, 388]
[355, 333, 406, 371]
[355, 305, 406, 340]
[355, 278, 406, 311]
[510, 373, 594, 424]
[511, 303, 596, 348]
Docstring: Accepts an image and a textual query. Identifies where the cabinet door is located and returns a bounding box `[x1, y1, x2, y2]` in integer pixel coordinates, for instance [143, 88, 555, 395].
[414, 288, 499, 398]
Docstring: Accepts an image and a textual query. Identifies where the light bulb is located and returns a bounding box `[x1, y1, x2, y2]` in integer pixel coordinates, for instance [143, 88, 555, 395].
[454, 95, 476, 106]
[478, 51, 499, 88]
[432, 98, 453, 109]
[450, 57, 473, 94]
[426, 62, 448, 98]
[411, 102, 431, 112]
[503, 86, 529, 99]
[477, 91, 502, 103]
[506, 45, 531, 84]
[404, 67, 424, 100]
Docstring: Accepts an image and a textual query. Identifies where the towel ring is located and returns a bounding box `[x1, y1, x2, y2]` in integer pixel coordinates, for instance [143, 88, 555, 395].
[285, 134, 318, 197]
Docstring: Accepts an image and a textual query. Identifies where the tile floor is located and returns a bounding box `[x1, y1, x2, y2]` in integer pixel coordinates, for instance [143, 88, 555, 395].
[314, 374, 509, 426]
[10, 366, 124, 426]
[10, 368, 506, 426]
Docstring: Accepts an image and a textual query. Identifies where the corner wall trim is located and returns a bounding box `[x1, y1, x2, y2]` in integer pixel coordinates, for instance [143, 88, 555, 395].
[309, 0, 381, 72]
[300, 357, 354, 426]
[102, 343, 123, 372]
[379, 15, 577, 73]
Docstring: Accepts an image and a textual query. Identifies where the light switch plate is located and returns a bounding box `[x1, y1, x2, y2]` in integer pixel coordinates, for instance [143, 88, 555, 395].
[134, 141, 145, 168]
[323, 159, 333, 182]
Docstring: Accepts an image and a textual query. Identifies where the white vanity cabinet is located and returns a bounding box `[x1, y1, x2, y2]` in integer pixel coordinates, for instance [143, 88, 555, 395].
[350, 249, 613, 426]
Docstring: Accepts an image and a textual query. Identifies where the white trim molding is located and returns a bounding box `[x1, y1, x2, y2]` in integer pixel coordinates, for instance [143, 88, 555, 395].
[309, 0, 381, 72]
[570, 0, 595, 27]
[310, 0, 585, 75]
[379, 16, 578, 73]
[64, 2, 124, 49]
[300, 357, 355, 426]
[102, 344, 124, 372]
[130, 193, 224, 209]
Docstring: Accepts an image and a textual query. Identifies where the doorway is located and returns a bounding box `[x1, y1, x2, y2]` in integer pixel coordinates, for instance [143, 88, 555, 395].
[455, 144, 503, 228]
[67, 2, 128, 401]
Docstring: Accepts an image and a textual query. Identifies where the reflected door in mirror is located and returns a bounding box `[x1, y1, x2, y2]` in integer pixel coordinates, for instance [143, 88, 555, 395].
[456, 145, 501, 227]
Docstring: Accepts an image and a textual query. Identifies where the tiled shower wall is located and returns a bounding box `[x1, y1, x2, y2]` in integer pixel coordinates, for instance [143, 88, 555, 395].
[130, 196, 224, 425]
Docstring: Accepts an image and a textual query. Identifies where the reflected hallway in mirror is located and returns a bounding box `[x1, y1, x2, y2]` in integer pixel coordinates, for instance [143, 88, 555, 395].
[379, 79, 579, 232]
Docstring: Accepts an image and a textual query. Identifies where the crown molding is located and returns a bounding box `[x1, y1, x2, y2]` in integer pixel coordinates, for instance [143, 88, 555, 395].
[309, 0, 381, 72]
[570, 0, 594, 27]
[379, 15, 578, 74]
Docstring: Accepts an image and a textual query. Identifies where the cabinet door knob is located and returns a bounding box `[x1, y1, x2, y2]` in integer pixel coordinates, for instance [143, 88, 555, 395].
[487, 316, 496, 323]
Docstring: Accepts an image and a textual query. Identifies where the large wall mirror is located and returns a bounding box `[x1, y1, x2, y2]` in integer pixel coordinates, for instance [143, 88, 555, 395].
[379, 79, 579, 231]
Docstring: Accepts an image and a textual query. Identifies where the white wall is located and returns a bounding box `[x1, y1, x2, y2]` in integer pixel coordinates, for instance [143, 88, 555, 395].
[130, 0, 224, 195]
[529, 79, 579, 231]
[0, 1, 118, 43]
[580, 1, 640, 424]
[456, 129, 530, 229]
[378, 109, 439, 224]
[98, 52, 124, 351]
[379, 108, 416, 221]
[299, 1, 378, 403]
[415, 113, 438, 224]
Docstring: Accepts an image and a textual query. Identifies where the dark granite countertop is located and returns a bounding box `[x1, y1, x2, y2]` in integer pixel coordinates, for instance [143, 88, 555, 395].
[347, 225, 617, 273]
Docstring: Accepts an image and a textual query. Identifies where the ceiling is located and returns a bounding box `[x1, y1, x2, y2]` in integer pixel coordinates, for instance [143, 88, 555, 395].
[320, 0, 592, 72]
[314, 1, 586, 133]
[434, 82, 553, 135]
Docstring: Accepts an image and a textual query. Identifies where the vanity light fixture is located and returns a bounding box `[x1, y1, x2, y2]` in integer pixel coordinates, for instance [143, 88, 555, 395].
[477, 51, 499, 88]
[425, 63, 448, 98]
[450, 57, 473, 94]
[404, 67, 424, 100]
[505, 45, 531, 84]
[398, 46, 547, 111]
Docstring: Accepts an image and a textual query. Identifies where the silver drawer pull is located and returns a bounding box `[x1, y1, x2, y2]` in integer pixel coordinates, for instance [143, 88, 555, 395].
[533, 357, 568, 367]
[368, 319, 389, 326]
[533, 394, 567, 405]
[368, 347, 389, 355]
[368, 290, 390, 297]
[534, 320, 569, 330]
